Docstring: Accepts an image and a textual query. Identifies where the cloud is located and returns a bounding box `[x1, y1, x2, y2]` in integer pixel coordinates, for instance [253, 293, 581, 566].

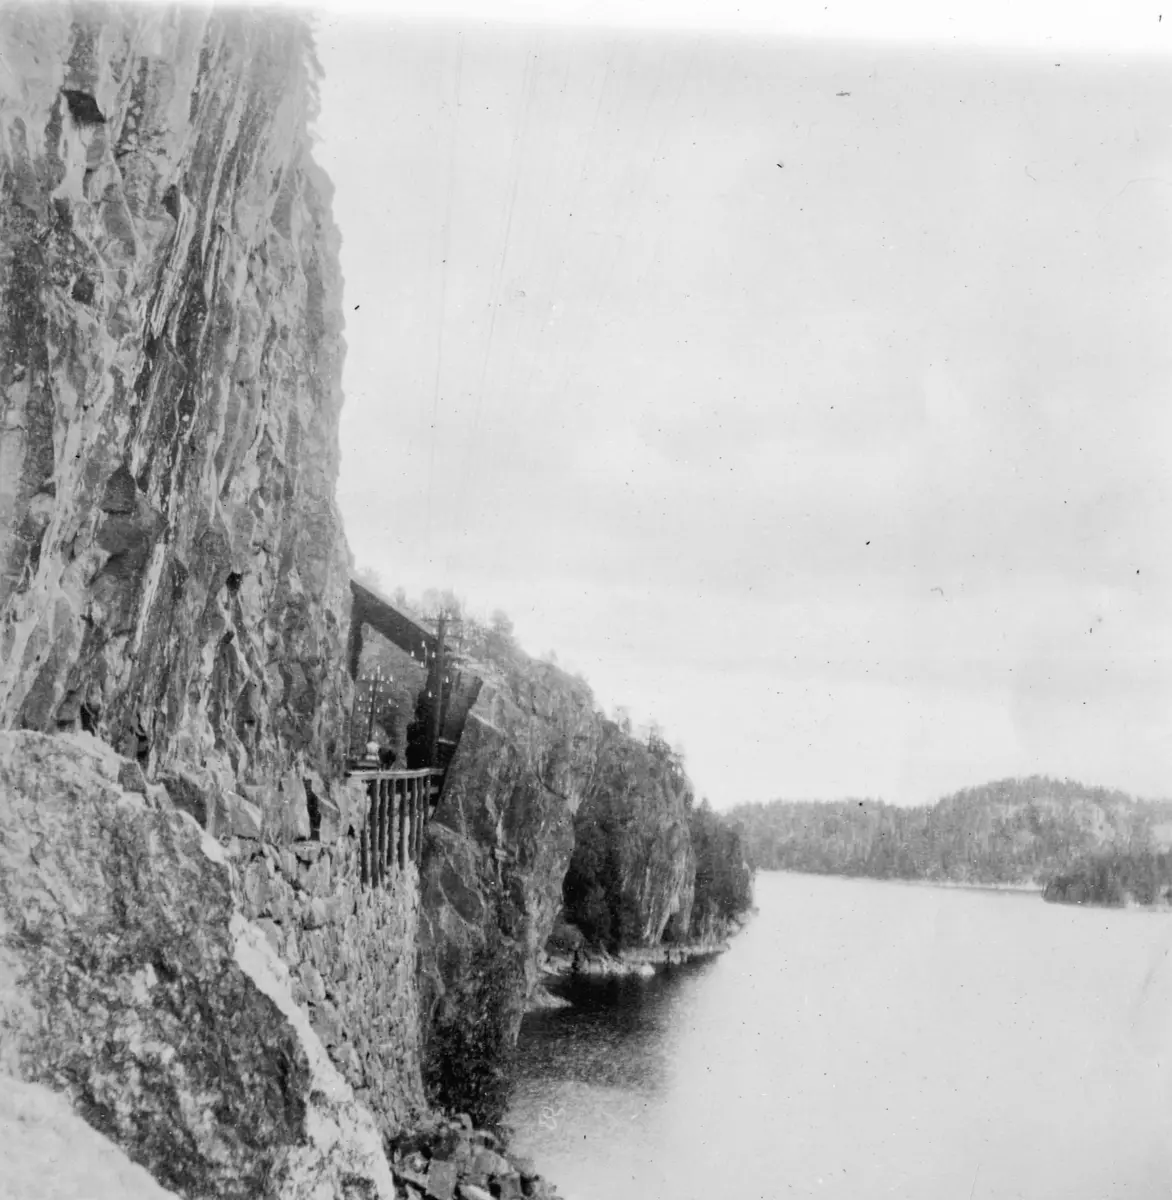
[321, 25, 1172, 806]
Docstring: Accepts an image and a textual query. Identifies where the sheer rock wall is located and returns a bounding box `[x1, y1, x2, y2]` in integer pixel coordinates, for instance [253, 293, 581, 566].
[418, 664, 602, 1048]
[0, 4, 352, 831]
[0, 4, 430, 1190]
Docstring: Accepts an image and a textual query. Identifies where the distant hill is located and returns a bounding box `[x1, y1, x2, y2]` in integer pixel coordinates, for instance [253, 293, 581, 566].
[730, 778, 1172, 889]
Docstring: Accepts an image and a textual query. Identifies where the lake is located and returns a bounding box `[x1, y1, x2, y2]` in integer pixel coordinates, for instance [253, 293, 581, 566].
[507, 871, 1172, 1199]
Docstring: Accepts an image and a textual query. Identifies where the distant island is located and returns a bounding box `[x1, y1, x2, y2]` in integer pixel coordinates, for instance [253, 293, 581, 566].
[731, 777, 1172, 908]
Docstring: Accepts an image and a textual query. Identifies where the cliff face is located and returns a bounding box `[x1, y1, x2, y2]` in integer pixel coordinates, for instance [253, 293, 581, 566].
[0, 1, 715, 1174]
[590, 726, 697, 945]
[0, 731, 395, 1200]
[416, 653, 707, 1118]
[0, 3, 429, 1187]
[0, 4, 351, 833]
[419, 663, 602, 1052]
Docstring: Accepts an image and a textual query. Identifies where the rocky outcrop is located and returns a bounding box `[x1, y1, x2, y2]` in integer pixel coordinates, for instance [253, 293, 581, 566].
[0, 5, 351, 835]
[578, 724, 697, 946]
[0, 730, 395, 1200]
[2, 1075, 181, 1200]
[417, 662, 601, 1104]
[416, 652, 721, 1120]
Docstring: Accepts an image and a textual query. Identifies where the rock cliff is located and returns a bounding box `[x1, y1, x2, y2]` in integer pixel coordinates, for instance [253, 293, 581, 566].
[418, 660, 602, 1114]
[0, 3, 733, 1186]
[0, 730, 395, 1200]
[0, 4, 351, 836]
[416, 651, 709, 1119]
[0, 5, 423, 1192]
[563, 722, 697, 949]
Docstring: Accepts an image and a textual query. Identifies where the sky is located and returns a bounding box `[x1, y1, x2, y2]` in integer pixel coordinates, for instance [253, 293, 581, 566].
[311, 1, 1172, 808]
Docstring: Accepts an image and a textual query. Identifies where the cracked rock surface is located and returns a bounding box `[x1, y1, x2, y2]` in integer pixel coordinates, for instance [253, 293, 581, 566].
[0, 4, 352, 826]
[0, 729, 395, 1200]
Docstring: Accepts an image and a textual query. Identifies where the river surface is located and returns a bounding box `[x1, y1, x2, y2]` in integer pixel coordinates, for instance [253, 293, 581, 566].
[507, 871, 1172, 1200]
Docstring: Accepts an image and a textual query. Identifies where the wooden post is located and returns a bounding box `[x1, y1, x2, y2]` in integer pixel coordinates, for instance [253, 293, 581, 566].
[388, 782, 398, 878]
[389, 777, 399, 872]
[430, 613, 446, 768]
[398, 780, 408, 870]
[376, 779, 387, 886]
[359, 780, 372, 887]
[369, 780, 378, 887]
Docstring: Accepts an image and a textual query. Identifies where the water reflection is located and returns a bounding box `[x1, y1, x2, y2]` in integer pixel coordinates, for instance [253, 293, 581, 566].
[518, 963, 718, 1093]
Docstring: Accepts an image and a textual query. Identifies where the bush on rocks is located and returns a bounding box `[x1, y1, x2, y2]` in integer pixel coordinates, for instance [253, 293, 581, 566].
[423, 930, 524, 1127]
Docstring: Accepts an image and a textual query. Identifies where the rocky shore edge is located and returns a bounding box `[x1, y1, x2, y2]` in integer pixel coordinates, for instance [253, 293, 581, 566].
[539, 916, 751, 984]
[390, 1113, 560, 1200]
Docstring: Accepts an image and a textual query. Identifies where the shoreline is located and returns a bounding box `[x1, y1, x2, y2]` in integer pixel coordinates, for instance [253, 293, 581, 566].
[757, 868, 1043, 895]
[538, 916, 750, 986]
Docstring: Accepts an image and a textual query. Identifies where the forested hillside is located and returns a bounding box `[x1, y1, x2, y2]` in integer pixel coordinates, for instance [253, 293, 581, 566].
[731, 778, 1172, 888]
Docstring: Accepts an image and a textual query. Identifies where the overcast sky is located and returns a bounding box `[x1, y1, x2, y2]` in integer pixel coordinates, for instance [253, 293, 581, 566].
[313, 2, 1172, 807]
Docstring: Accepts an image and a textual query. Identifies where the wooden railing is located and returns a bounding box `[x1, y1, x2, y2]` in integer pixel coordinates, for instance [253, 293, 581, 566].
[347, 768, 443, 887]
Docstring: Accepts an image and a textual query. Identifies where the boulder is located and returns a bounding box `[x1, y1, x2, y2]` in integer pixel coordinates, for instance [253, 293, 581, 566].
[426, 1159, 459, 1200]
[0, 730, 395, 1200]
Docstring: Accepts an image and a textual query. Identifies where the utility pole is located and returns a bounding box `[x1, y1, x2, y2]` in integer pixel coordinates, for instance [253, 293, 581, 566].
[430, 611, 447, 768]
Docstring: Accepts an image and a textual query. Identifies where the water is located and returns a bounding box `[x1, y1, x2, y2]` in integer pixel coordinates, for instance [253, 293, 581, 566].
[508, 872, 1172, 1200]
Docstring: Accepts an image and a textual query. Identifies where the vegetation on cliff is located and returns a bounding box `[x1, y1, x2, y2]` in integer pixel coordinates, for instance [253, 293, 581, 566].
[422, 927, 524, 1127]
[731, 777, 1172, 888]
[685, 799, 755, 941]
[562, 724, 753, 953]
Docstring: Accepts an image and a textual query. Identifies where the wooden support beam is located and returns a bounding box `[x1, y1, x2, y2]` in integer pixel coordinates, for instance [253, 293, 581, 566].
[369, 782, 378, 888]
[389, 778, 399, 872]
[415, 781, 424, 861]
[398, 782, 408, 870]
[359, 782, 371, 887]
[389, 781, 396, 875]
[417, 778, 424, 862]
[379, 780, 389, 886]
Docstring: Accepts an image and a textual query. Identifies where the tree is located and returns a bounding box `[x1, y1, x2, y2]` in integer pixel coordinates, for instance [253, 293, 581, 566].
[423, 929, 524, 1127]
[354, 564, 384, 592]
[420, 588, 463, 621]
[489, 609, 514, 641]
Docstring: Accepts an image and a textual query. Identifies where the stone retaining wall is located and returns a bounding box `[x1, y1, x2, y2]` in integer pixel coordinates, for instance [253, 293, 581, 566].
[223, 779, 427, 1134]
